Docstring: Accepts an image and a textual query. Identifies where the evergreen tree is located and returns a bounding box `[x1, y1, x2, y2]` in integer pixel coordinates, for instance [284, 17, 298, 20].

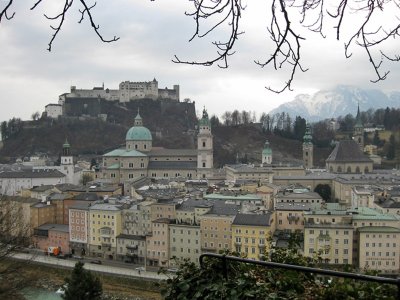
[386, 134, 396, 160]
[314, 184, 332, 201]
[62, 262, 102, 300]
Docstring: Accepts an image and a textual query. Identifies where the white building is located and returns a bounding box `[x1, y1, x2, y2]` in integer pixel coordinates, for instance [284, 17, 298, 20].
[45, 104, 63, 119]
[0, 169, 66, 196]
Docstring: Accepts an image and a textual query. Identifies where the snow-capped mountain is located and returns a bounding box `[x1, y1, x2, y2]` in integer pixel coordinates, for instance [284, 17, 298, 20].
[269, 85, 400, 121]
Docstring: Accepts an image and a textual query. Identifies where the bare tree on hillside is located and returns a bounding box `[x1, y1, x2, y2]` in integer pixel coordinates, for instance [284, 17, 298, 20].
[1, 1, 400, 91]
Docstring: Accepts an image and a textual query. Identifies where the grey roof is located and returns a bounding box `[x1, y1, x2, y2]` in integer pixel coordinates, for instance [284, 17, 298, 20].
[375, 199, 400, 209]
[72, 193, 101, 201]
[177, 199, 213, 211]
[148, 149, 197, 157]
[209, 202, 240, 216]
[275, 202, 314, 211]
[148, 161, 197, 170]
[55, 183, 80, 192]
[225, 164, 273, 173]
[30, 185, 56, 192]
[326, 140, 372, 163]
[0, 169, 65, 178]
[233, 213, 272, 226]
[35, 223, 69, 233]
[48, 193, 72, 200]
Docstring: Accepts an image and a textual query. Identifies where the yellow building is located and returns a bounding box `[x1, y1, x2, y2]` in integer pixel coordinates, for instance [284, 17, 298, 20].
[303, 205, 353, 265]
[88, 203, 122, 259]
[358, 226, 400, 274]
[231, 213, 275, 260]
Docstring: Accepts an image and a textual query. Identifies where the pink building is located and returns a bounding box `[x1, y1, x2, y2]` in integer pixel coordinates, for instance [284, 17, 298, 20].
[33, 223, 70, 254]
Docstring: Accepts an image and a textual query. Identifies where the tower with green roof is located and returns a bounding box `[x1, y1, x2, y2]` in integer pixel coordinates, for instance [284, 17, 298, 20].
[302, 123, 313, 169]
[353, 103, 364, 151]
[262, 140, 272, 165]
[197, 107, 213, 179]
[125, 110, 152, 152]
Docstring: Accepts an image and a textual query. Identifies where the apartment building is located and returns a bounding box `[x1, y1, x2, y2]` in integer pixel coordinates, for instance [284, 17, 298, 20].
[69, 205, 90, 256]
[169, 223, 201, 265]
[146, 218, 171, 267]
[303, 204, 354, 265]
[116, 234, 146, 264]
[275, 202, 314, 232]
[88, 203, 123, 259]
[358, 226, 400, 274]
[200, 203, 239, 254]
[231, 213, 275, 260]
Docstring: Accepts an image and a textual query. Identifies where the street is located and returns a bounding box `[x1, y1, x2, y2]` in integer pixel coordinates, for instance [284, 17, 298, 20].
[10, 252, 168, 281]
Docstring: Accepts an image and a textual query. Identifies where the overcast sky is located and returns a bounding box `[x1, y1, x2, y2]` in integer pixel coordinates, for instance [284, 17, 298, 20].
[1, 0, 399, 123]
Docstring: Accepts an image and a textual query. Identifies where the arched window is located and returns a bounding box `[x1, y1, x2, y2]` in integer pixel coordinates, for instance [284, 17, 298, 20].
[347, 166, 351, 173]
[365, 166, 369, 173]
[329, 166, 333, 173]
[337, 166, 342, 173]
[355, 166, 360, 173]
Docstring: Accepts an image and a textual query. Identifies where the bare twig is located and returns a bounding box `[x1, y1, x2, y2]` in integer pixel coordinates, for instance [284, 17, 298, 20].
[0, 0, 15, 22]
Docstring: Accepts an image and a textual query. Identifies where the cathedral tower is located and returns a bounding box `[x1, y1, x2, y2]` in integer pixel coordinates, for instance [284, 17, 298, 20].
[303, 123, 313, 169]
[197, 108, 213, 179]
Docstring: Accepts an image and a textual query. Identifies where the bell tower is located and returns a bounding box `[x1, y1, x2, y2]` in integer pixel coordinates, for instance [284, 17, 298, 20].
[303, 123, 313, 169]
[353, 103, 364, 151]
[197, 107, 213, 179]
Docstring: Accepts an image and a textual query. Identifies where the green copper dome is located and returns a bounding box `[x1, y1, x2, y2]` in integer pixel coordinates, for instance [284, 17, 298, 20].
[262, 140, 272, 155]
[199, 107, 211, 127]
[126, 112, 152, 141]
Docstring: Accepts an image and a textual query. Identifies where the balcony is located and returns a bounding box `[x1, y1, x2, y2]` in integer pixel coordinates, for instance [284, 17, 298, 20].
[258, 244, 266, 249]
[101, 242, 111, 248]
[234, 241, 242, 246]
[126, 244, 138, 250]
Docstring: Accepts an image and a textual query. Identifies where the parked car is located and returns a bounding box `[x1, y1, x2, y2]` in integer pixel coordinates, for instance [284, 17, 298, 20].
[72, 255, 83, 260]
[90, 260, 102, 265]
[135, 266, 145, 271]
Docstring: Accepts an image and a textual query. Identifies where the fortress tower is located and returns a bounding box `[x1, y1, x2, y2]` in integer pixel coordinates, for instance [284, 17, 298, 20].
[197, 108, 213, 179]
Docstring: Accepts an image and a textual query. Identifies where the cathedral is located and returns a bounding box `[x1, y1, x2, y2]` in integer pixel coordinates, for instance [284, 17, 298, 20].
[99, 108, 213, 184]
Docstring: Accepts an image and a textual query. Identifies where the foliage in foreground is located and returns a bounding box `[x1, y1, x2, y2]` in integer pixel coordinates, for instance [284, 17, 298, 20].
[162, 240, 397, 300]
[62, 262, 102, 300]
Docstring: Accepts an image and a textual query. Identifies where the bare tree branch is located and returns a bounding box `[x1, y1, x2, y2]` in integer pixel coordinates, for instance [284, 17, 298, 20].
[2, 0, 400, 91]
[0, 0, 15, 22]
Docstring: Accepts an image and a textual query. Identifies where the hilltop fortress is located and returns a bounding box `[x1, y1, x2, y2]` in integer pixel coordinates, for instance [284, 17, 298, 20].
[45, 79, 182, 119]
[59, 78, 179, 103]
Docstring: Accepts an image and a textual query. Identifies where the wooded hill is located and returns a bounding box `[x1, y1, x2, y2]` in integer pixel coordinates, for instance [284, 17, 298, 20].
[0, 101, 332, 167]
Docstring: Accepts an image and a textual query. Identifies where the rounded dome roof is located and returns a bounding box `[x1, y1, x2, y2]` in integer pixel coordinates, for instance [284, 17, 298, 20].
[126, 126, 152, 141]
[262, 148, 272, 155]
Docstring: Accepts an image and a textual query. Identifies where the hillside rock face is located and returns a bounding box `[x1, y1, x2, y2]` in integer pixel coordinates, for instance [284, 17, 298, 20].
[270, 86, 400, 121]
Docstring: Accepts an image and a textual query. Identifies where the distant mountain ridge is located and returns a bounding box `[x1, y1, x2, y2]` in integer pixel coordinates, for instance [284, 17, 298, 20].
[269, 86, 400, 121]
